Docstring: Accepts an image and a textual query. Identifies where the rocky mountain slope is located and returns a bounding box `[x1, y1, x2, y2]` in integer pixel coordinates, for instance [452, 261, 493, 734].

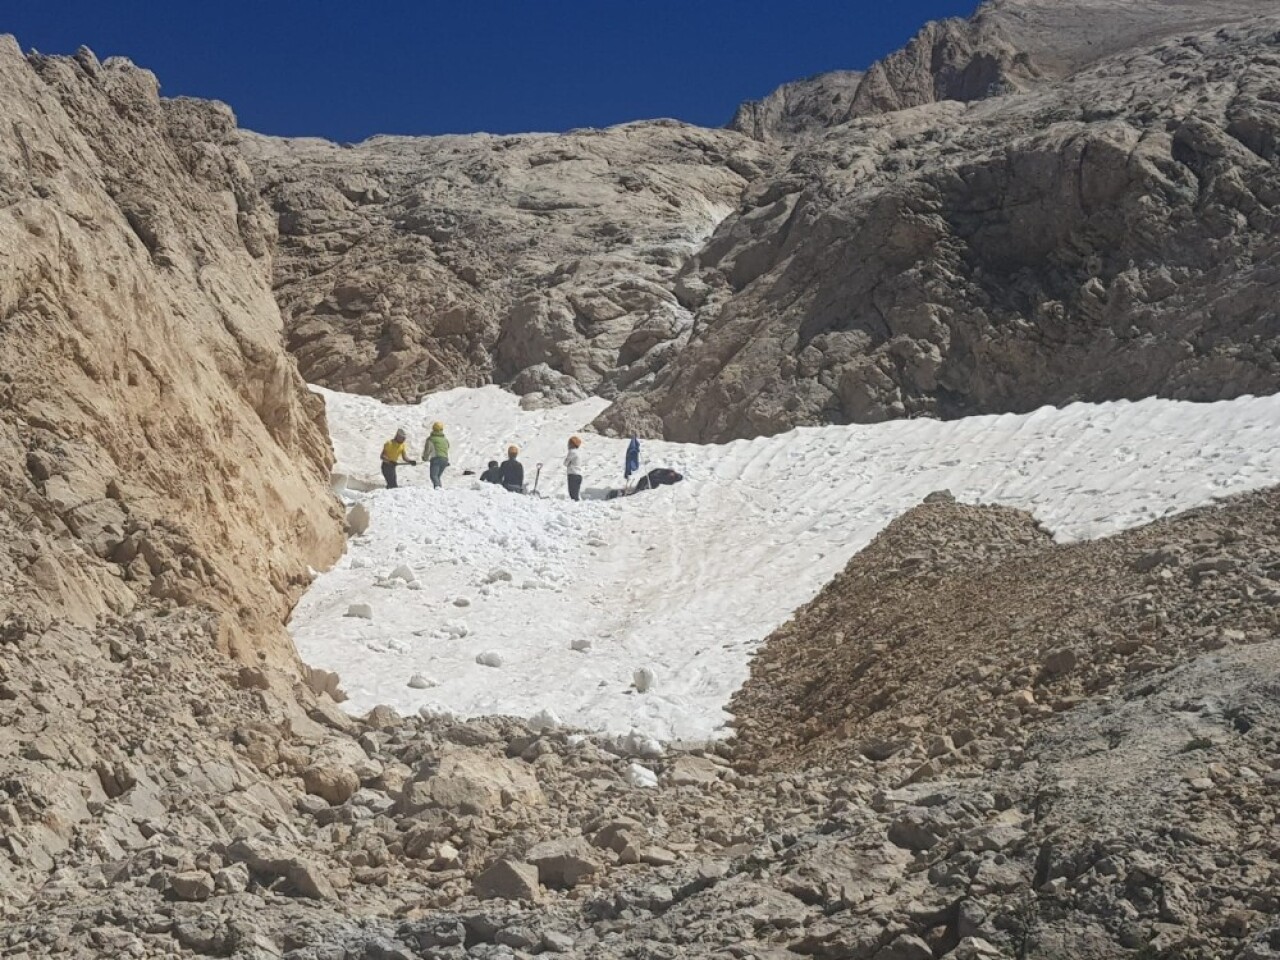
[0, 38, 342, 661]
[241, 0, 1280, 443]
[600, 7, 1280, 439]
[242, 125, 776, 406]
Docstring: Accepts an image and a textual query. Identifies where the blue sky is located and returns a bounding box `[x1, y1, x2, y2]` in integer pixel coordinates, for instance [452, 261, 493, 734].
[5, 1, 978, 141]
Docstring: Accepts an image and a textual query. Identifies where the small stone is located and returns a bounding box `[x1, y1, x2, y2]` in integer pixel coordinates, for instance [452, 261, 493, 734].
[1040, 648, 1078, 678]
[303, 764, 360, 806]
[345, 503, 371, 535]
[668, 755, 721, 786]
[345, 602, 373, 619]
[1010, 689, 1036, 708]
[640, 846, 679, 867]
[541, 931, 575, 953]
[168, 870, 215, 902]
[472, 858, 541, 901]
[526, 836, 598, 888]
[876, 933, 933, 960]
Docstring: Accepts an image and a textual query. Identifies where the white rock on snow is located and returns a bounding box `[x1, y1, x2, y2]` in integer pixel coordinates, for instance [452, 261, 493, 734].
[344, 603, 373, 619]
[476, 651, 505, 668]
[633, 667, 656, 693]
[408, 673, 435, 689]
[529, 709, 562, 732]
[626, 763, 659, 789]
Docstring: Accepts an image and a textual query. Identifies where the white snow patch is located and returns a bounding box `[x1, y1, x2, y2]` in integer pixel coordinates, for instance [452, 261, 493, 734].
[293, 385, 1280, 744]
[627, 762, 659, 789]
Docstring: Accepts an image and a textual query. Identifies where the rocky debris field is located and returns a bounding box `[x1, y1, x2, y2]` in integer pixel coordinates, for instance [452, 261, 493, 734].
[5, 487, 1280, 959]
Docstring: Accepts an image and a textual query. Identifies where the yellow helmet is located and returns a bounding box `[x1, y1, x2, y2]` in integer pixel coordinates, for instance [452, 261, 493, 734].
[508, 445, 519, 457]
[432, 421, 444, 432]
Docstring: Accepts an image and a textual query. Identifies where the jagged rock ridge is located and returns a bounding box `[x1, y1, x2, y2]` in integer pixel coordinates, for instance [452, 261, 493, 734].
[599, 9, 1280, 440]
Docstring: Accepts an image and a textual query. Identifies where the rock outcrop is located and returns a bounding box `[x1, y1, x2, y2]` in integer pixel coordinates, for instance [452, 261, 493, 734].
[241, 124, 776, 404]
[731, 0, 1265, 141]
[600, 10, 1280, 440]
[0, 38, 343, 658]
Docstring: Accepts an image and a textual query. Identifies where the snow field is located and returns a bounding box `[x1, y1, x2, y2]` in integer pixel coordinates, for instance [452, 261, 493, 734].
[291, 386, 1280, 744]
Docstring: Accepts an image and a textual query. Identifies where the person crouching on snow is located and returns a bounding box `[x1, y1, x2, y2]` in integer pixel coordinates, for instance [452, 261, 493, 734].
[423, 421, 450, 489]
[565, 435, 584, 501]
[499, 445, 525, 493]
[380, 429, 416, 488]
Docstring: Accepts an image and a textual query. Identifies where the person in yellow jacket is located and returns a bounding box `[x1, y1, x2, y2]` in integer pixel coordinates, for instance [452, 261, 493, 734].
[380, 429, 416, 488]
[423, 421, 450, 489]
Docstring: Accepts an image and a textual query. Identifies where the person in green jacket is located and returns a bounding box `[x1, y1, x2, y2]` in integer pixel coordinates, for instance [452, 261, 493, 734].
[424, 421, 450, 489]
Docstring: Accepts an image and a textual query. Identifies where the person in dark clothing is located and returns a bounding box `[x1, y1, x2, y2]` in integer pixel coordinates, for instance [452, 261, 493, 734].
[635, 467, 682, 492]
[498, 445, 525, 493]
[479, 460, 502, 484]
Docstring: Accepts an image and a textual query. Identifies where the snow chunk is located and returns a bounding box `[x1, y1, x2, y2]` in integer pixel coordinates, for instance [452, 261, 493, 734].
[626, 763, 658, 789]
[453, 597, 472, 608]
[485, 568, 513, 584]
[529, 708, 562, 732]
[390, 564, 416, 583]
[633, 666, 656, 693]
[344, 603, 373, 620]
[418, 703, 455, 721]
[608, 730, 664, 759]
[408, 673, 435, 689]
[570, 638, 592, 653]
[475, 651, 504, 668]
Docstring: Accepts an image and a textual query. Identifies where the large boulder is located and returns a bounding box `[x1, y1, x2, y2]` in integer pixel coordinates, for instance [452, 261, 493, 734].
[403, 751, 545, 816]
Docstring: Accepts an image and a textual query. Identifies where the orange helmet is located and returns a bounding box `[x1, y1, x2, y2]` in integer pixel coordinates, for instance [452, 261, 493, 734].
[568, 435, 582, 448]
[507, 445, 519, 457]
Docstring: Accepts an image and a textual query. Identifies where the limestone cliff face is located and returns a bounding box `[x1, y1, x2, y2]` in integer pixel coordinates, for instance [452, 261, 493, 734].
[0, 39, 343, 660]
[598, 10, 1280, 440]
[242, 125, 777, 406]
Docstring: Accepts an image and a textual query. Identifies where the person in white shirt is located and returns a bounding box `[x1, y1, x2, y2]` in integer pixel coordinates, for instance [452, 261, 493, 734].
[565, 435, 584, 501]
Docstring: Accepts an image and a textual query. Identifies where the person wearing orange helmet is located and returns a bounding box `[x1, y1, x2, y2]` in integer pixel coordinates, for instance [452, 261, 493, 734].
[565, 435, 584, 501]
